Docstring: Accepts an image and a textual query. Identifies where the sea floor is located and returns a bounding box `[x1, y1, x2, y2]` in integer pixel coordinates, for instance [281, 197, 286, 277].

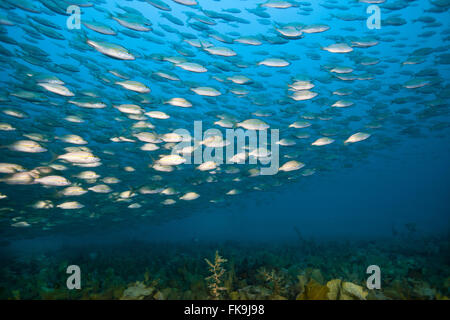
[0, 233, 449, 300]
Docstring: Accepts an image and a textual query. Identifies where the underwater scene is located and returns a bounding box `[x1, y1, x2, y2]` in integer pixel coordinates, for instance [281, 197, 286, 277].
[0, 0, 449, 302]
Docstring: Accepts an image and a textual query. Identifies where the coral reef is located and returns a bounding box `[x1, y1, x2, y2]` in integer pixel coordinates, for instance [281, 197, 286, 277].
[0, 235, 448, 300]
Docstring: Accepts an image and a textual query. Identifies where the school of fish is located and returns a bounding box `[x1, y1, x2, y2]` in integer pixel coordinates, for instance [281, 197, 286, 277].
[0, 0, 449, 235]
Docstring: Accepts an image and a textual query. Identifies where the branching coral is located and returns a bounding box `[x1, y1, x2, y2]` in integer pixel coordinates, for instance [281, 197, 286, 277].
[258, 268, 285, 297]
[205, 250, 228, 300]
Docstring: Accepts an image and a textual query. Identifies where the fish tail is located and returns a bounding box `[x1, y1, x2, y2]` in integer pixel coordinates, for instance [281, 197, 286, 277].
[45, 151, 59, 165]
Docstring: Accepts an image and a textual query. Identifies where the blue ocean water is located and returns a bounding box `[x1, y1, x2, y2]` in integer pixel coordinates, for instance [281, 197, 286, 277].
[0, 0, 449, 300]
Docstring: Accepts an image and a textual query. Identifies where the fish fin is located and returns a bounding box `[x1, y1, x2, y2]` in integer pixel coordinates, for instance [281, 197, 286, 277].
[148, 154, 156, 165]
[45, 151, 59, 165]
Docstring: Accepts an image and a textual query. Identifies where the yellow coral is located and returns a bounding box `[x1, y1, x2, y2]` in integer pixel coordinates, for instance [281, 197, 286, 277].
[120, 281, 154, 300]
[205, 250, 228, 300]
[326, 279, 342, 300]
[341, 282, 368, 300]
[325, 279, 368, 300]
[296, 280, 329, 300]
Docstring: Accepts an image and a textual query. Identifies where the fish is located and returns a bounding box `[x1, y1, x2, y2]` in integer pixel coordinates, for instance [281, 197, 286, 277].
[57, 151, 101, 164]
[57, 201, 85, 210]
[35, 175, 71, 187]
[344, 132, 371, 144]
[165, 97, 192, 108]
[116, 80, 151, 93]
[176, 62, 207, 72]
[311, 137, 335, 146]
[87, 39, 135, 60]
[237, 119, 270, 131]
[322, 43, 353, 53]
[258, 58, 290, 67]
[83, 21, 117, 35]
[279, 160, 305, 172]
[8, 140, 47, 153]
